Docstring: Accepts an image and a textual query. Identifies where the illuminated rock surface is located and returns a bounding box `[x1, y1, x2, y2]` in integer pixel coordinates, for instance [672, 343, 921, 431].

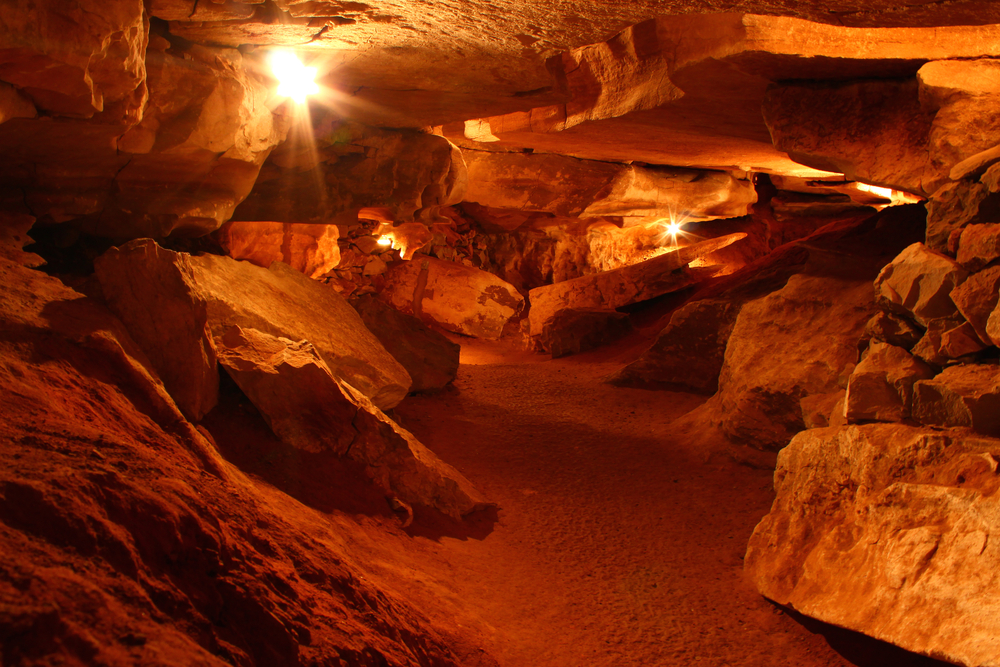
[536, 308, 633, 358]
[874, 242, 968, 327]
[844, 342, 932, 423]
[912, 364, 1000, 436]
[214, 220, 341, 279]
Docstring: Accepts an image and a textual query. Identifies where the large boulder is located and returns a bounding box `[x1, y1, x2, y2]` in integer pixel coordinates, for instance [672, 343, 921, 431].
[844, 342, 933, 423]
[912, 364, 1000, 436]
[950, 265, 1000, 344]
[352, 295, 460, 394]
[214, 220, 341, 279]
[537, 308, 633, 358]
[874, 242, 968, 327]
[95, 239, 411, 410]
[956, 223, 1000, 272]
[216, 326, 490, 519]
[379, 257, 523, 340]
[924, 178, 1000, 254]
[527, 233, 746, 336]
[746, 423, 1000, 667]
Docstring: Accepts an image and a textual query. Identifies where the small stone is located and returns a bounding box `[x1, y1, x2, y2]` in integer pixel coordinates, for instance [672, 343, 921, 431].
[951, 265, 1000, 344]
[845, 342, 933, 422]
[363, 256, 388, 277]
[956, 223, 1000, 272]
[912, 364, 1000, 436]
[863, 311, 923, 350]
[874, 242, 968, 327]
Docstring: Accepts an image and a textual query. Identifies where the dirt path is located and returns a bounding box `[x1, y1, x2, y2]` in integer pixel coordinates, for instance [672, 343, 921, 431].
[384, 338, 948, 667]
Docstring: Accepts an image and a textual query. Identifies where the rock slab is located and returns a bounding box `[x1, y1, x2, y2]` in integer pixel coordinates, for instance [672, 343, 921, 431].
[913, 364, 1000, 436]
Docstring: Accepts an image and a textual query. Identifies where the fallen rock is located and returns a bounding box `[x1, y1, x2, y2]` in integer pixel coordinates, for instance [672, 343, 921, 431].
[94, 241, 219, 422]
[911, 317, 986, 366]
[527, 233, 746, 336]
[537, 308, 633, 358]
[913, 364, 1000, 436]
[956, 223, 1000, 272]
[845, 342, 933, 423]
[951, 265, 1000, 344]
[746, 423, 1000, 667]
[874, 242, 968, 327]
[214, 221, 340, 279]
[949, 143, 1000, 181]
[216, 326, 490, 519]
[353, 296, 460, 393]
[924, 179, 1000, 254]
[379, 257, 523, 340]
[95, 239, 411, 410]
[863, 310, 923, 350]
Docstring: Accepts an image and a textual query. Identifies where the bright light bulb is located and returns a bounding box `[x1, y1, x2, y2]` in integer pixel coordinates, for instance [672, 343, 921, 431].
[270, 51, 319, 103]
[376, 235, 393, 247]
[665, 221, 683, 235]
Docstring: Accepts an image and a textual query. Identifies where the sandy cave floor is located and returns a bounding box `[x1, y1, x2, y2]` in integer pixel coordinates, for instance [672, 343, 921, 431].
[207, 328, 953, 667]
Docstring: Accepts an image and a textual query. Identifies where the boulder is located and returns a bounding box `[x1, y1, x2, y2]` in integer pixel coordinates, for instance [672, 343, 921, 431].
[956, 223, 1000, 272]
[844, 342, 933, 423]
[913, 364, 1000, 436]
[912, 317, 987, 366]
[95, 239, 411, 410]
[951, 265, 1000, 344]
[874, 242, 968, 327]
[607, 299, 740, 394]
[215, 326, 490, 519]
[924, 179, 1000, 254]
[94, 241, 219, 422]
[352, 295, 460, 394]
[379, 257, 523, 340]
[746, 423, 1000, 667]
[949, 143, 1000, 181]
[214, 220, 340, 279]
[863, 310, 922, 351]
[537, 308, 633, 358]
[527, 233, 746, 336]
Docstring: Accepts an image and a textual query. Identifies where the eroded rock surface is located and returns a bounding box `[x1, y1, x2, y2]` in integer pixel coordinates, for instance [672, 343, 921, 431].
[747, 423, 1000, 667]
[874, 242, 968, 327]
[537, 308, 633, 358]
[214, 220, 340, 279]
[913, 364, 1000, 436]
[844, 342, 932, 423]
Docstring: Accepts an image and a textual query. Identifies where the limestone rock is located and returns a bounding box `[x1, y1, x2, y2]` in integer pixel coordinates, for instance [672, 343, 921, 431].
[216, 326, 489, 519]
[952, 265, 1000, 344]
[913, 364, 1000, 436]
[214, 220, 340, 279]
[845, 342, 933, 423]
[538, 308, 633, 358]
[94, 241, 219, 422]
[379, 257, 523, 340]
[608, 299, 740, 395]
[863, 311, 922, 350]
[462, 151, 756, 222]
[95, 239, 410, 410]
[527, 233, 746, 336]
[924, 180, 1000, 254]
[949, 143, 1000, 181]
[746, 423, 1000, 667]
[353, 296, 460, 394]
[956, 223, 1000, 272]
[874, 242, 968, 327]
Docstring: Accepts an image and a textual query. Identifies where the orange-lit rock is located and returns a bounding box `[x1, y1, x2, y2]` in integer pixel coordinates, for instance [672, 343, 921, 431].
[874, 243, 968, 327]
[537, 308, 633, 357]
[913, 364, 1000, 436]
[924, 179, 1000, 254]
[844, 342, 932, 423]
[864, 310, 922, 350]
[747, 423, 1000, 667]
[0, 212, 42, 268]
[956, 222, 1000, 272]
[379, 256, 523, 340]
[214, 220, 340, 279]
[216, 326, 489, 519]
[952, 266, 1000, 344]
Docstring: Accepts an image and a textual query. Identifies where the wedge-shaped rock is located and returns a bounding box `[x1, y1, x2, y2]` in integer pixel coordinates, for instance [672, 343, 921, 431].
[746, 423, 1000, 667]
[951, 266, 1000, 345]
[538, 308, 633, 358]
[913, 364, 1000, 436]
[96, 239, 410, 410]
[216, 326, 490, 519]
[379, 257, 523, 340]
[957, 223, 1000, 272]
[527, 233, 745, 336]
[874, 242, 968, 327]
[353, 296, 460, 394]
[214, 220, 340, 279]
[912, 317, 987, 366]
[845, 342, 932, 423]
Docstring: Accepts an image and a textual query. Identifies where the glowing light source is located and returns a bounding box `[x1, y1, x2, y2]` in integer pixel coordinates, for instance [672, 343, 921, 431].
[656, 214, 690, 247]
[270, 51, 319, 103]
[376, 235, 393, 247]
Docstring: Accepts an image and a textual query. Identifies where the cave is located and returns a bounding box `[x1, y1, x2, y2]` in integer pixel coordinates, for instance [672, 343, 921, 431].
[4, 1, 1000, 666]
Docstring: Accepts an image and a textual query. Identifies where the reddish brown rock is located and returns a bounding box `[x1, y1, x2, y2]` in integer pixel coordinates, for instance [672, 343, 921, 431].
[951, 265, 1000, 344]
[0, 212, 43, 268]
[911, 317, 987, 366]
[874, 243, 968, 327]
[925, 179, 1000, 254]
[214, 220, 340, 279]
[912, 364, 1000, 436]
[949, 143, 1000, 181]
[216, 326, 490, 519]
[0, 81, 36, 124]
[379, 257, 523, 340]
[746, 423, 1000, 667]
[863, 310, 922, 350]
[353, 295, 460, 394]
[845, 342, 933, 423]
[537, 308, 633, 358]
[956, 223, 1000, 272]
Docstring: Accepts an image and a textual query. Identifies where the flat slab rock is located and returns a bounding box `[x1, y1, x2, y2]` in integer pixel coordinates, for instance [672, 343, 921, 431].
[746, 423, 1000, 667]
[216, 326, 490, 519]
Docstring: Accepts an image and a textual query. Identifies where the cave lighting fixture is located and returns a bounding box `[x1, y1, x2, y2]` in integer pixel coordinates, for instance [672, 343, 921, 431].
[377, 235, 393, 247]
[270, 51, 319, 103]
[656, 213, 692, 247]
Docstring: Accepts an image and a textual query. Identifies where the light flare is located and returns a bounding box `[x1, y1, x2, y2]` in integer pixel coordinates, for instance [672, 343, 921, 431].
[270, 51, 319, 103]
[655, 210, 694, 247]
[376, 235, 393, 247]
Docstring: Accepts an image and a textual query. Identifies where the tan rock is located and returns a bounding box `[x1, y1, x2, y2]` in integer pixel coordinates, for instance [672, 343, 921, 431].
[949, 143, 1000, 181]
[94, 239, 410, 410]
[874, 242, 968, 327]
[952, 266, 1000, 344]
[94, 241, 219, 422]
[913, 364, 1000, 436]
[214, 221, 340, 279]
[353, 296, 460, 394]
[800, 390, 845, 430]
[537, 308, 633, 358]
[924, 180, 1000, 254]
[845, 342, 933, 423]
[216, 326, 489, 519]
[380, 257, 523, 340]
[863, 310, 922, 351]
[746, 423, 1000, 667]
[462, 151, 756, 222]
[956, 223, 1000, 272]
[527, 233, 746, 336]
